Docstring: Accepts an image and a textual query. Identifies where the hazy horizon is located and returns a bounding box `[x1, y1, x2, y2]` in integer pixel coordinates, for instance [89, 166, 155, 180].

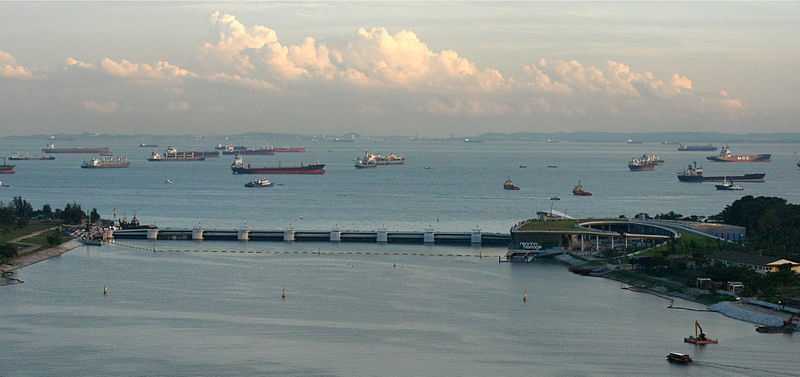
[1, 2, 798, 136]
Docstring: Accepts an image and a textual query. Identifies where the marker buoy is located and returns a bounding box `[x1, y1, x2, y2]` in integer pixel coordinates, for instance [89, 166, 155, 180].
[103, 286, 109, 296]
[281, 288, 286, 300]
[522, 288, 528, 303]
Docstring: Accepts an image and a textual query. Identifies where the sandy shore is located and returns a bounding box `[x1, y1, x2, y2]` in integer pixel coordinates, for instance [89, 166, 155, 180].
[0, 240, 81, 274]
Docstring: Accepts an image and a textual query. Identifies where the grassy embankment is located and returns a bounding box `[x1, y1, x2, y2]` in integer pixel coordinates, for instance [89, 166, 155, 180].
[0, 222, 63, 263]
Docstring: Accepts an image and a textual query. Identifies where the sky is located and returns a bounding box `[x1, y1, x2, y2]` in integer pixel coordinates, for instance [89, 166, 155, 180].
[0, 1, 798, 136]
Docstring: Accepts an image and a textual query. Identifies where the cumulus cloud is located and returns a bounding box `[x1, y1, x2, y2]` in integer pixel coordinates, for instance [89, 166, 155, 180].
[0, 50, 34, 80]
[99, 58, 194, 80]
[167, 100, 190, 112]
[81, 100, 119, 113]
[65, 57, 95, 69]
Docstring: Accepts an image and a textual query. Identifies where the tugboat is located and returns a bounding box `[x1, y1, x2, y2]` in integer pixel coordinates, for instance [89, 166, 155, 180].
[81, 155, 130, 169]
[503, 179, 520, 191]
[666, 352, 692, 364]
[0, 158, 16, 174]
[231, 156, 325, 175]
[684, 321, 719, 345]
[677, 161, 765, 182]
[715, 178, 744, 191]
[572, 180, 592, 196]
[706, 145, 771, 162]
[245, 177, 273, 188]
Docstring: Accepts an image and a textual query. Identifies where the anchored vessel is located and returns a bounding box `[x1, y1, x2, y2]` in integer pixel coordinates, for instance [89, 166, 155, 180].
[273, 146, 305, 153]
[8, 153, 55, 161]
[41, 143, 111, 154]
[0, 158, 15, 174]
[706, 145, 771, 162]
[355, 151, 405, 168]
[81, 155, 130, 169]
[221, 145, 274, 155]
[666, 353, 692, 364]
[572, 180, 592, 196]
[676, 162, 765, 183]
[503, 179, 520, 190]
[628, 155, 657, 171]
[678, 144, 717, 152]
[231, 156, 325, 174]
[138, 143, 158, 148]
[147, 146, 206, 161]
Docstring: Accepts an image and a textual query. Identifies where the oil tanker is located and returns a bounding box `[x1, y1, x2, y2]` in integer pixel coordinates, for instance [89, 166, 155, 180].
[678, 144, 717, 152]
[677, 162, 765, 182]
[8, 153, 55, 160]
[706, 145, 771, 162]
[231, 156, 325, 174]
[41, 143, 111, 154]
[273, 146, 306, 153]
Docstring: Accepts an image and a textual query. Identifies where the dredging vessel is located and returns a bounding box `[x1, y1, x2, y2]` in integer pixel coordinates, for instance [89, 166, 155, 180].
[81, 155, 130, 169]
[684, 321, 718, 345]
[41, 143, 111, 154]
[147, 146, 206, 161]
[706, 145, 771, 162]
[231, 156, 325, 175]
[676, 162, 765, 183]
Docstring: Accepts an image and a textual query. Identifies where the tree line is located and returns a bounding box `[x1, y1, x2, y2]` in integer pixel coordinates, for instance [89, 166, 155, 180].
[0, 197, 99, 228]
[712, 195, 800, 257]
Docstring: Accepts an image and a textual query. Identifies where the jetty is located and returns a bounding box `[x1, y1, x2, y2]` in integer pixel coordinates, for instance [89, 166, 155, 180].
[112, 227, 511, 246]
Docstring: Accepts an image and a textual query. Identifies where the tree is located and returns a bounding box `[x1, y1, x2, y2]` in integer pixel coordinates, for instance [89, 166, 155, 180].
[46, 230, 64, 246]
[62, 202, 86, 225]
[40, 204, 52, 219]
[0, 243, 18, 259]
[89, 208, 100, 224]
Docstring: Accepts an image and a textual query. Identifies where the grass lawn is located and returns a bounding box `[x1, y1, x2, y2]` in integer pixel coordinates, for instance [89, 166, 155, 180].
[0, 223, 56, 244]
[516, 219, 580, 231]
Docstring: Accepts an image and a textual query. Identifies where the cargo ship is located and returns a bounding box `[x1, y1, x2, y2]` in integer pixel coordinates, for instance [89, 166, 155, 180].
[186, 151, 220, 158]
[8, 153, 55, 161]
[81, 155, 130, 169]
[677, 162, 765, 182]
[147, 146, 206, 161]
[706, 145, 771, 162]
[355, 151, 405, 167]
[273, 146, 305, 153]
[221, 145, 275, 155]
[628, 155, 657, 171]
[231, 156, 325, 174]
[0, 158, 15, 174]
[41, 143, 111, 154]
[678, 144, 717, 152]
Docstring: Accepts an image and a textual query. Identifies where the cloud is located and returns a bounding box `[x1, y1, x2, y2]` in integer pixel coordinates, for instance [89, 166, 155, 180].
[81, 100, 119, 113]
[99, 58, 194, 80]
[65, 57, 95, 69]
[0, 50, 34, 80]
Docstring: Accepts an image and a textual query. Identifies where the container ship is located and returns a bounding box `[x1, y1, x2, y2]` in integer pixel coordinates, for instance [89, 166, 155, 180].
[0, 158, 15, 174]
[231, 156, 325, 174]
[8, 153, 55, 161]
[147, 146, 206, 161]
[41, 143, 111, 154]
[81, 155, 130, 169]
[677, 162, 765, 182]
[678, 144, 717, 152]
[706, 145, 771, 162]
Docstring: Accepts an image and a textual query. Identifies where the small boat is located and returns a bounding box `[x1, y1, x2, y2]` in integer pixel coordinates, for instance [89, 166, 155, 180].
[715, 178, 743, 191]
[519, 164, 528, 168]
[0, 158, 16, 174]
[626, 139, 643, 144]
[245, 178, 273, 188]
[503, 179, 520, 191]
[666, 352, 692, 364]
[139, 143, 159, 148]
[164, 179, 175, 185]
[550, 196, 561, 201]
[572, 180, 592, 196]
[424, 166, 432, 170]
[547, 165, 558, 168]
[0, 181, 9, 188]
[684, 321, 719, 345]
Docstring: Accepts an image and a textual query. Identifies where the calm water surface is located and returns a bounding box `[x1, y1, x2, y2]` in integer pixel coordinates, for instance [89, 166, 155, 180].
[1, 242, 799, 377]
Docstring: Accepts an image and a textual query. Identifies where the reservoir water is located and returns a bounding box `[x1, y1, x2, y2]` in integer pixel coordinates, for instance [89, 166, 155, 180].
[2, 136, 800, 376]
[2, 242, 799, 376]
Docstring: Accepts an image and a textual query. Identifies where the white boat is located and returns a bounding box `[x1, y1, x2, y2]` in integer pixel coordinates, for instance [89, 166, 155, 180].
[245, 178, 273, 188]
[0, 181, 9, 188]
[715, 178, 743, 191]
